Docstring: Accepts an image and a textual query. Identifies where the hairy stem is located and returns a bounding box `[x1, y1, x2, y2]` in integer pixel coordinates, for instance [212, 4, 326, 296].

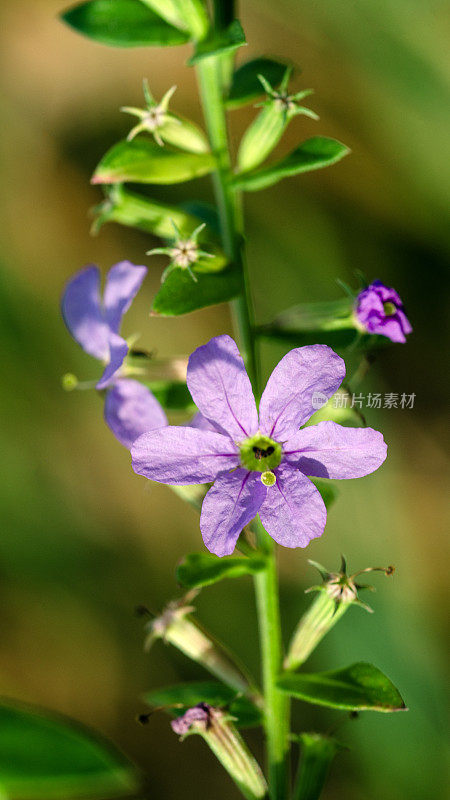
[195, 49, 289, 799]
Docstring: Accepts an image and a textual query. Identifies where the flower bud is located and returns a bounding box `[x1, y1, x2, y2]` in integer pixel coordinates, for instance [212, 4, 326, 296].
[171, 704, 267, 800]
[145, 597, 256, 698]
[237, 70, 318, 173]
[284, 557, 394, 670]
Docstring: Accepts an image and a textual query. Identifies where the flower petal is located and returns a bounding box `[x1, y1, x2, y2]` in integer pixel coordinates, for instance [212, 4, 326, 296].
[131, 427, 239, 485]
[187, 335, 258, 441]
[103, 261, 147, 334]
[259, 345, 345, 441]
[200, 470, 266, 557]
[61, 265, 109, 360]
[283, 420, 387, 479]
[259, 464, 327, 548]
[104, 378, 168, 448]
[96, 333, 128, 390]
[188, 411, 222, 433]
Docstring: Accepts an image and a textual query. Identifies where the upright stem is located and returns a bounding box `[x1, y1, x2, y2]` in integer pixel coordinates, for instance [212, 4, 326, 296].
[254, 521, 290, 800]
[195, 56, 257, 387]
[195, 50, 289, 799]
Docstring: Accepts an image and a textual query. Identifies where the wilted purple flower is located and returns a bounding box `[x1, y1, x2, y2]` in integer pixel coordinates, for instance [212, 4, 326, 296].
[132, 335, 387, 556]
[171, 703, 211, 736]
[62, 262, 167, 446]
[355, 280, 412, 343]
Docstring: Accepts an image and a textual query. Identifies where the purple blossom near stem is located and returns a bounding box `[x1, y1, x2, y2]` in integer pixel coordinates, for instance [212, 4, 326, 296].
[61, 262, 167, 446]
[131, 335, 387, 557]
[355, 280, 412, 343]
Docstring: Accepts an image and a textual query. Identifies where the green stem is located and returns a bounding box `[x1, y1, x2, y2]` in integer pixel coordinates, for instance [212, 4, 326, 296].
[195, 49, 288, 799]
[254, 519, 290, 800]
[195, 56, 257, 388]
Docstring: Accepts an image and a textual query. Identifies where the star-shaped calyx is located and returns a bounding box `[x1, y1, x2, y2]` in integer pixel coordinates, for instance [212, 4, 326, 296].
[306, 555, 395, 613]
[121, 79, 179, 146]
[147, 221, 213, 283]
[257, 67, 319, 121]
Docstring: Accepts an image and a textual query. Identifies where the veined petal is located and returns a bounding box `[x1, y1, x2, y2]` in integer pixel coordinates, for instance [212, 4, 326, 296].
[96, 333, 128, 390]
[283, 421, 387, 479]
[187, 335, 258, 442]
[103, 260, 147, 334]
[259, 345, 345, 440]
[131, 427, 239, 485]
[61, 265, 109, 360]
[200, 470, 266, 557]
[259, 464, 326, 548]
[188, 411, 222, 433]
[104, 378, 167, 448]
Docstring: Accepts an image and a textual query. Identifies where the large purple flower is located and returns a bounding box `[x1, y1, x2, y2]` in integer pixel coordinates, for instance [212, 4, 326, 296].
[62, 261, 167, 447]
[132, 335, 387, 557]
[355, 280, 412, 343]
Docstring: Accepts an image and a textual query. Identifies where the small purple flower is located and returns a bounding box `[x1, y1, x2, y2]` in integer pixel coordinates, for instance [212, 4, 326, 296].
[171, 703, 211, 736]
[62, 261, 167, 446]
[132, 335, 387, 556]
[355, 280, 412, 343]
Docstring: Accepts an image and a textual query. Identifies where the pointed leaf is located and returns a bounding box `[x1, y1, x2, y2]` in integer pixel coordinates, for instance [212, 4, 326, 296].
[0, 699, 141, 798]
[93, 187, 227, 272]
[277, 662, 407, 712]
[61, 0, 190, 47]
[152, 261, 242, 315]
[226, 57, 291, 109]
[92, 140, 216, 185]
[234, 137, 350, 191]
[144, 680, 262, 728]
[176, 552, 266, 589]
[188, 20, 246, 65]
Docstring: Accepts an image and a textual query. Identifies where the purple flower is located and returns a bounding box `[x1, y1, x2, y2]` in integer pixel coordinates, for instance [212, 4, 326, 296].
[171, 703, 211, 736]
[62, 262, 167, 446]
[131, 335, 387, 557]
[355, 280, 412, 343]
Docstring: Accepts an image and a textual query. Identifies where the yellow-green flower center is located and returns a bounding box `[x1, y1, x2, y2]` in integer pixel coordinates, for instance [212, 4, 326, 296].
[239, 434, 282, 473]
[383, 301, 396, 316]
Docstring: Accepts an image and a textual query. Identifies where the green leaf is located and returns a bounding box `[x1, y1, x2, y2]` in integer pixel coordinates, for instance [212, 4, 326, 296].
[93, 187, 227, 272]
[292, 733, 345, 800]
[61, 0, 190, 47]
[92, 140, 216, 185]
[152, 260, 242, 315]
[147, 380, 194, 410]
[277, 662, 407, 712]
[310, 479, 338, 510]
[144, 681, 262, 728]
[0, 698, 141, 799]
[176, 552, 266, 589]
[226, 57, 291, 109]
[188, 20, 246, 65]
[234, 137, 350, 191]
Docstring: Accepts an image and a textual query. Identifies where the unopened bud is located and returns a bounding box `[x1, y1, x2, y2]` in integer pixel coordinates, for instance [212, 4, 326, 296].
[171, 704, 267, 800]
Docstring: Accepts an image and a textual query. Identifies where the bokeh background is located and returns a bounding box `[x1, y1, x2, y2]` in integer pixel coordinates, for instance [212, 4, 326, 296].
[0, 0, 449, 797]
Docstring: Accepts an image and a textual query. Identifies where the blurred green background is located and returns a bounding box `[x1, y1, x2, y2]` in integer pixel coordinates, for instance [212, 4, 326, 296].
[0, 0, 449, 797]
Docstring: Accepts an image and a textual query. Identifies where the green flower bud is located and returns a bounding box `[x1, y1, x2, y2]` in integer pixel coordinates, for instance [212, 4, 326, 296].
[284, 558, 394, 669]
[172, 704, 267, 800]
[237, 69, 319, 173]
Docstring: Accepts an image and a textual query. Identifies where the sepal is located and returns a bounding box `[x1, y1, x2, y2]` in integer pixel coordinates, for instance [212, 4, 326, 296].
[284, 558, 394, 669]
[292, 732, 346, 800]
[144, 594, 256, 696]
[171, 704, 268, 800]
